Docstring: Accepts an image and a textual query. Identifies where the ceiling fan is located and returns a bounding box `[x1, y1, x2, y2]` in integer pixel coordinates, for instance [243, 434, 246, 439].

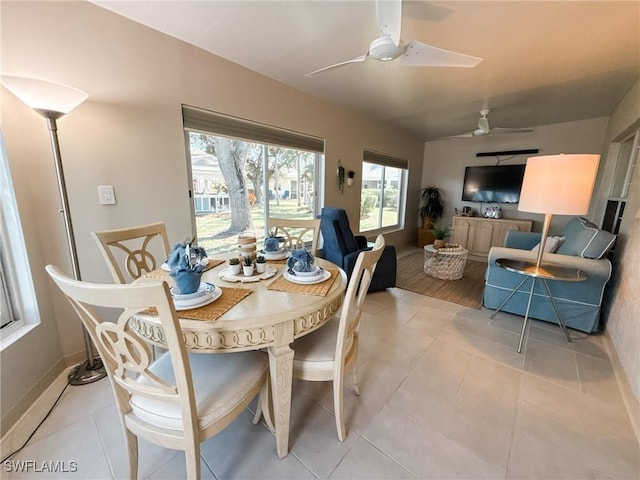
[445, 110, 535, 138]
[305, 0, 482, 77]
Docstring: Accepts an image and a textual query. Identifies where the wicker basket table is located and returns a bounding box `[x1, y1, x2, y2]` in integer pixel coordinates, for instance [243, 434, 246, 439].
[423, 244, 469, 280]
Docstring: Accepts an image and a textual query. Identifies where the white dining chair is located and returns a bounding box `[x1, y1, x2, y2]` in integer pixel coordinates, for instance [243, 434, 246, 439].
[267, 217, 321, 255]
[290, 234, 385, 441]
[45, 265, 269, 480]
[92, 221, 171, 283]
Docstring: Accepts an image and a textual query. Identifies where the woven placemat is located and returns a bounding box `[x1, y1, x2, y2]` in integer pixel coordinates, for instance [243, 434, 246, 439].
[143, 258, 225, 281]
[266, 258, 287, 264]
[267, 268, 339, 296]
[145, 286, 251, 321]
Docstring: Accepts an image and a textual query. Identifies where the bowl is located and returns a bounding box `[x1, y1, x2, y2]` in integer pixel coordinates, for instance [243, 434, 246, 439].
[291, 265, 321, 277]
[170, 282, 210, 300]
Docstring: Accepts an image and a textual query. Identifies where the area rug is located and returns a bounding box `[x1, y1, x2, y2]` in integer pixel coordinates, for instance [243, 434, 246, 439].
[396, 250, 486, 309]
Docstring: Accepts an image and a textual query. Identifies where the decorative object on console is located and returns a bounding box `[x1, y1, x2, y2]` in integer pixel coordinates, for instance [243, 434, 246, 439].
[2, 75, 106, 385]
[518, 154, 600, 272]
[484, 205, 503, 218]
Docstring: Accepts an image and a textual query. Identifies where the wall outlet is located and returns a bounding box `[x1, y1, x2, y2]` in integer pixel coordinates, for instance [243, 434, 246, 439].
[98, 185, 116, 205]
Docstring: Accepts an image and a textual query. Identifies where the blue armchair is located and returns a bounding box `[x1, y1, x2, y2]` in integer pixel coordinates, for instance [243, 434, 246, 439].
[317, 207, 396, 291]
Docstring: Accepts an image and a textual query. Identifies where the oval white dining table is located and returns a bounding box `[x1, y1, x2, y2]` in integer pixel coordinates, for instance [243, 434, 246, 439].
[130, 258, 347, 458]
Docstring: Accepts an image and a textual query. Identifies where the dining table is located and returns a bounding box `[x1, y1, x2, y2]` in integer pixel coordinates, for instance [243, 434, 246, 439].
[129, 256, 347, 458]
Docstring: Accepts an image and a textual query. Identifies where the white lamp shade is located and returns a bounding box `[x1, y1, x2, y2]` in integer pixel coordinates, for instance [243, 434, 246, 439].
[2, 76, 88, 115]
[518, 154, 600, 215]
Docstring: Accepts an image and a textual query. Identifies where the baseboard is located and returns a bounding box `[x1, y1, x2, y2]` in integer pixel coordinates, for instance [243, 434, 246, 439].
[602, 332, 640, 443]
[0, 362, 72, 459]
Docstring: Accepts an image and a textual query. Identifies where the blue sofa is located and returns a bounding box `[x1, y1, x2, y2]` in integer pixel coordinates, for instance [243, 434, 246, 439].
[317, 207, 397, 291]
[483, 217, 615, 333]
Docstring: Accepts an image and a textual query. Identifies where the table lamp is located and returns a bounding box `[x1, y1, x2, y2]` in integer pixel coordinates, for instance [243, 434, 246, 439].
[2, 75, 106, 385]
[518, 153, 600, 273]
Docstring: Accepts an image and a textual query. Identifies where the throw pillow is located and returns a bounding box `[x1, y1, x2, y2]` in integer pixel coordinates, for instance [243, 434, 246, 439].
[531, 236, 564, 253]
[556, 217, 616, 259]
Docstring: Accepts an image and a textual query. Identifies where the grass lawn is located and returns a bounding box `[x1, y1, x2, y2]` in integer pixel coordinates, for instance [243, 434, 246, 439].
[196, 200, 314, 255]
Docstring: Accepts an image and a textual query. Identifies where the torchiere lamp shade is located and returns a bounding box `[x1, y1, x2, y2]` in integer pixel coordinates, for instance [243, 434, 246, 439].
[2, 76, 88, 117]
[518, 154, 600, 216]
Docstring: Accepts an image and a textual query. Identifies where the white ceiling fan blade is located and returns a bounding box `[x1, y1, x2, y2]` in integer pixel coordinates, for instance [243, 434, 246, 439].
[400, 40, 483, 68]
[440, 132, 475, 139]
[305, 54, 368, 77]
[376, 0, 402, 46]
[491, 127, 535, 134]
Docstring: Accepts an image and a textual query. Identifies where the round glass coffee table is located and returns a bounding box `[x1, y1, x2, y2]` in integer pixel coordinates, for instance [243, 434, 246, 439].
[423, 244, 469, 280]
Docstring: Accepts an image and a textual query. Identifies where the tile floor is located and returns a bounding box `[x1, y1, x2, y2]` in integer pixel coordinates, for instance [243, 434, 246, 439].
[3, 287, 639, 479]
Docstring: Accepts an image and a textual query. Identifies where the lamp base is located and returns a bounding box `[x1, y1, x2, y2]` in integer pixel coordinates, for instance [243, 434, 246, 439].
[68, 358, 107, 386]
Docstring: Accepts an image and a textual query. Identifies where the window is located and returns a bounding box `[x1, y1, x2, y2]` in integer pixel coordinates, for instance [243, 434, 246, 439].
[182, 106, 324, 254]
[0, 131, 40, 348]
[603, 129, 639, 234]
[360, 149, 408, 233]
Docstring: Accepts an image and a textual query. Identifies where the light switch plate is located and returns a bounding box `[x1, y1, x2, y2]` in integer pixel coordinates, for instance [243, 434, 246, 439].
[98, 186, 116, 205]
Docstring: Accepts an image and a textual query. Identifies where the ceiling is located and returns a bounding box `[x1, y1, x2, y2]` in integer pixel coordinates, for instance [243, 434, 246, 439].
[92, 1, 639, 141]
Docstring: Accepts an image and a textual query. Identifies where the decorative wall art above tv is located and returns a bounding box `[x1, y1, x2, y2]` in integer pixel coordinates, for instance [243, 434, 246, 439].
[462, 164, 526, 203]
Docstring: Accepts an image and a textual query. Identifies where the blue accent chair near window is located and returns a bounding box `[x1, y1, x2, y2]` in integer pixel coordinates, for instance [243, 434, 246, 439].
[317, 207, 396, 291]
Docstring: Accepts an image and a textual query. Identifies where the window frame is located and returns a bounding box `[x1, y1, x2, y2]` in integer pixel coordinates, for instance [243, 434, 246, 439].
[182, 106, 324, 249]
[359, 149, 408, 235]
[0, 131, 41, 349]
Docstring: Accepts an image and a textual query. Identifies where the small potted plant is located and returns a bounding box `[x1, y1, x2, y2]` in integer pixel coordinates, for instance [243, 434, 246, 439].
[242, 255, 254, 276]
[255, 255, 266, 273]
[431, 224, 451, 249]
[228, 257, 241, 275]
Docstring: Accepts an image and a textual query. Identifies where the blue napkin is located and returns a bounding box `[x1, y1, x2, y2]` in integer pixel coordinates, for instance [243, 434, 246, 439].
[167, 242, 207, 294]
[286, 248, 315, 275]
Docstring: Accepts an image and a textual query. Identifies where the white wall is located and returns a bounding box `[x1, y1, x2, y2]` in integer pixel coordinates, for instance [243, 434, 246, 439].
[0, 1, 424, 432]
[599, 79, 640, 402]
[422, 117, 609, 233]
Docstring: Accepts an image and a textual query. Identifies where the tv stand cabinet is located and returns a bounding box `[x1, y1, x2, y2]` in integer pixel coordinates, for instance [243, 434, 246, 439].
[451, 216, 533, 258]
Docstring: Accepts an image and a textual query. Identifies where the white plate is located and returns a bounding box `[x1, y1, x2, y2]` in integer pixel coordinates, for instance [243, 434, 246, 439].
[173, 284, 221, 310]
[170, 282, 210, 300]
[289, 265, 322, 277]
[284, 269, 331, 285]
[161, 258, 209, 272]
[259, 250, 289, 260]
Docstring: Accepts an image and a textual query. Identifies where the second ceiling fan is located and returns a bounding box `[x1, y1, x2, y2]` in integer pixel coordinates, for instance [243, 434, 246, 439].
[305, 0, 483, 77]
[446, 110, 535, 138]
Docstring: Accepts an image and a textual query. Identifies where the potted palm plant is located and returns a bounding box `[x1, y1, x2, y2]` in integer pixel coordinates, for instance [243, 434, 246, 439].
[431, 224, 451, 249]
[419, 185, 444, 229]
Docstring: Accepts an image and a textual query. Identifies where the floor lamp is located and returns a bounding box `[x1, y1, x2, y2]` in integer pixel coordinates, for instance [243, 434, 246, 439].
[2, 76, 107, 385]
[517, 153, 600, 273]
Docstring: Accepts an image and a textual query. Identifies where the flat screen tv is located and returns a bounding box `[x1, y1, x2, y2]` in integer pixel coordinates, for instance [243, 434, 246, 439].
[462, 164, 526, 203]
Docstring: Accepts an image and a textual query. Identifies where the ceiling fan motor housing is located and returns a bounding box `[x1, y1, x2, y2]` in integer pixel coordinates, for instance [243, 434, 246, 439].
[369, 36, 404, 61]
